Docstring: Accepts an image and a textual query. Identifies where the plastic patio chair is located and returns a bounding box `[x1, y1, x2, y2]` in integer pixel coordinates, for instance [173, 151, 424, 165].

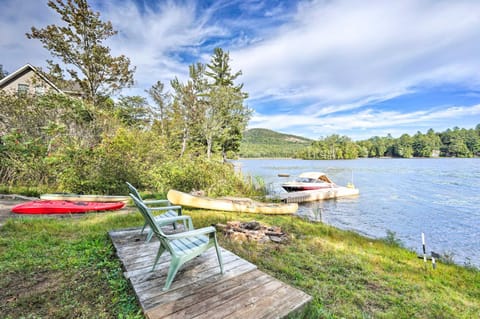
[130, 194, 224, 290]
[126, 182, 183, 242]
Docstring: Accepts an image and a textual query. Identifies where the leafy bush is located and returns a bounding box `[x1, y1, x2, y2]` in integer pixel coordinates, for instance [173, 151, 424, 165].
[53, 128, 168, 194]
[151, 157, 261, 197]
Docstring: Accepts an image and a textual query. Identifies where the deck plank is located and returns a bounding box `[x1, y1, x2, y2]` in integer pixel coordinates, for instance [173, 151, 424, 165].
[109, 228, 311, 319]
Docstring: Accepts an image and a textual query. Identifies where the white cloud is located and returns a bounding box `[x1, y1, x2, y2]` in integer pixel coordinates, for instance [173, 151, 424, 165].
[0, 1, 57, 71]
[249, 104, 480, 139]
[100, 0, 226, 91]
[1, 0, 479, 139]
[232, 0, 480, 106]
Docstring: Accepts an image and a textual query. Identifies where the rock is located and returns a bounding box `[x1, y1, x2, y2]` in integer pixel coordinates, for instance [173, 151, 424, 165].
[242, 221, 261, 230]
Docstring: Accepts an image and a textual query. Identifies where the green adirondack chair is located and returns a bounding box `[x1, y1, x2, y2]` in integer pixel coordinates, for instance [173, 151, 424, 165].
[130, 194, 224, 291]
[127, 182, 183, 242]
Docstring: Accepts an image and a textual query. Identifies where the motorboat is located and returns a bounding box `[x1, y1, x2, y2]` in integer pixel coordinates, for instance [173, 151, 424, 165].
[281, 172, 335, 192]
[277, 172, 359, 203]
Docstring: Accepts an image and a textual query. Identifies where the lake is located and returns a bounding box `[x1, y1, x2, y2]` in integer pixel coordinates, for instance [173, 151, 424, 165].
[233, 158, 480, 267]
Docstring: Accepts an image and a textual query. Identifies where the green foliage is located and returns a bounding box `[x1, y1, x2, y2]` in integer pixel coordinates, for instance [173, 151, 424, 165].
[0, 64, 7, 80]
[147, 80, 172, 137]
[0, 88, 256, 196]
[168, 49, 251, 160]
[382, 230, 404, 247]
[26, 0, 135, 105]
[0, 92, 98, 186]
[298, 135, 358, 160]
[54, 127, 167, 194]
[114, 95, 152, 128]
[240, 126, 480, 159]
[151, 157, 260, 197]
[240, 128, 312, 158]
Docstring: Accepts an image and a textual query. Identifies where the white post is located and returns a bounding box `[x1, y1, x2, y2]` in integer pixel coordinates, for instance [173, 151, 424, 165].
[422, 232, 427, 264]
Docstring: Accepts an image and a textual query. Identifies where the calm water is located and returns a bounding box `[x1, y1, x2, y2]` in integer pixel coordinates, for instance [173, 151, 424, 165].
[234, 158, 480, 267]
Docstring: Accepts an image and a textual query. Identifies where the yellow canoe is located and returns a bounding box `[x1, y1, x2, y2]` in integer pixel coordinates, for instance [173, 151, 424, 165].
[167, 190, 298, 215]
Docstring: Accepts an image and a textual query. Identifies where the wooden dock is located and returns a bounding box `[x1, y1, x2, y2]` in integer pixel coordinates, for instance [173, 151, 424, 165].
[109, 228, 312, 319]
[274, 187, 359, 203]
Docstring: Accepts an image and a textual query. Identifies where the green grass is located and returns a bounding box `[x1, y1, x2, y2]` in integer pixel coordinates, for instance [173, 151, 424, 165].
[0, 211, 144, 318]
[0, 209, 479, 318]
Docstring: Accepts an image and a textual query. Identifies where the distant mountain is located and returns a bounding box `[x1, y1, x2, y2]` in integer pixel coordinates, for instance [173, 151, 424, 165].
[239, 128, 312, 158]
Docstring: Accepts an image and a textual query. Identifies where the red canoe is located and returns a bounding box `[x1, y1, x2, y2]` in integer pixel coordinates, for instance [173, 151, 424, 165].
[11, 200, 125, 214]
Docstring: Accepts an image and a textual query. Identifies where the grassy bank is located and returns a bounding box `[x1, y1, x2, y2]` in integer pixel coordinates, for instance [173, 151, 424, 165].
[1, 209, 478, 318]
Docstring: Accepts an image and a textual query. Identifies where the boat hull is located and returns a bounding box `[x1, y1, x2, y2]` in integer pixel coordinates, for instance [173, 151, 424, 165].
[281, 184, 333, 192]
[278, 187, 359, 203]
[167, 190, 298, 215]
[40, 194, 130, 204]
[11, 200, 125, 214]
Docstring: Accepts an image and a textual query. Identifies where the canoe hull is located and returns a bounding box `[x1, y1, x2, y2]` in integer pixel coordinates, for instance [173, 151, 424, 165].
[167, 190, 298, 215]
[40, 194, 130, 204]
[11, 200, 125, 214]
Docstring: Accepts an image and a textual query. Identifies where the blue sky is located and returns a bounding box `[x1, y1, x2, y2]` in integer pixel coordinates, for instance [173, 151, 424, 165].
[1, 0, 480, 140]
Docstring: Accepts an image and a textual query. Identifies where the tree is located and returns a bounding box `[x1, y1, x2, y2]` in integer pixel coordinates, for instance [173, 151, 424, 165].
[205, 85, 249, 159]
[0, 65, 8, 80]
[27, 0, 135, 105]
[147, 81, 172, 137]
[206, 48, 243, 90]
[114, 96, 151, 129]
[393, 134, 413, 158]
[170, 63, 207, 157]
[205, 48, 250, 161]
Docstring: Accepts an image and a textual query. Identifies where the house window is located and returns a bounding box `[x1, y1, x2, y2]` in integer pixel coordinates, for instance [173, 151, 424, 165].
[35, 85, 45, 95]
[17, 84, 29, 96]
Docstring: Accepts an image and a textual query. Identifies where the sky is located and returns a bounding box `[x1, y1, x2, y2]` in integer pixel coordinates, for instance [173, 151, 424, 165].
[1, 0, 480, 140]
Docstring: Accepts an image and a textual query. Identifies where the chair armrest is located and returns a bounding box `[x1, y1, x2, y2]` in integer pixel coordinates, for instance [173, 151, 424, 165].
[165, 226, 216, 239]
[144, 199, 171, 205]
[150, 205, 182, 212]
[154, 215, 193, 230]
[154, 215, 190, 224]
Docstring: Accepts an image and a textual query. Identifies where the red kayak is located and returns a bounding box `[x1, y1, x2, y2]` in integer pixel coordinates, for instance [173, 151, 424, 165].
[11, 200, 125, 214]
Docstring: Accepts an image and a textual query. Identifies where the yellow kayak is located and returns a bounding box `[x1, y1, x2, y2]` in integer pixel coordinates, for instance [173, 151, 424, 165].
[167, 190, 298, 215]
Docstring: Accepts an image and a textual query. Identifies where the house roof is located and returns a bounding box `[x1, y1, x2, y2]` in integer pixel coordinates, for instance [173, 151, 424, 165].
[0, 63, 63, 93]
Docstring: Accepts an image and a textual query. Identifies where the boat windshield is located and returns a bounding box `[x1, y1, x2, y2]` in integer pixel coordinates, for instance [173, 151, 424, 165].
[296, 177, 329, 184]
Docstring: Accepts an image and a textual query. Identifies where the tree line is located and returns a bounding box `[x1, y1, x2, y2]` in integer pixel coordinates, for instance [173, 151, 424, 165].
[0, 0, 253, 196]
[297, 126, 480, 160]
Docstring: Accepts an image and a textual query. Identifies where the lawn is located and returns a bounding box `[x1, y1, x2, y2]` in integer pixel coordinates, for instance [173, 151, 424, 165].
[0, 208, 478, 318]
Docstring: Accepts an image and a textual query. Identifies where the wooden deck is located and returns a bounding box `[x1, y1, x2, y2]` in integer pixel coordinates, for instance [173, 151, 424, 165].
[109, 228, 312, 319]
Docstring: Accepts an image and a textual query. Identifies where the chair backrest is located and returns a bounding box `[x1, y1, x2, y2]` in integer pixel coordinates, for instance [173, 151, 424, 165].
[129, 194, 168, 238]
[126, 182, 143, 200]
[130, 194, 176, 255]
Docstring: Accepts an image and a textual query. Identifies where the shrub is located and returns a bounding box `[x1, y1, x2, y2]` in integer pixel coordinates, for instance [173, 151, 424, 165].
[151, 157, 262, 197]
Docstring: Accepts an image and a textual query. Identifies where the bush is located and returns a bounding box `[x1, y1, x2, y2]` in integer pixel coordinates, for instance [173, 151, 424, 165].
[54, 128, 168, 194]
[151, 157, 261, 197]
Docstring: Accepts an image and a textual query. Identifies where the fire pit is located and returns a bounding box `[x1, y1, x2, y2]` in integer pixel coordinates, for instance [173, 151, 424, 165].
[215, 221, 289, 244]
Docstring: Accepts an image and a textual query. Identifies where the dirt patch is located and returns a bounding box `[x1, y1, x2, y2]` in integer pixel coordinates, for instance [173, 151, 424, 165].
[0, 268, 117, 318]
[0, 196, 32, 227]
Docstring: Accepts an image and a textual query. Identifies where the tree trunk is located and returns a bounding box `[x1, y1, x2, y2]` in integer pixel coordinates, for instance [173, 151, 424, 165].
[180, 126, 188, 157]
[206, 137, 213, 159]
